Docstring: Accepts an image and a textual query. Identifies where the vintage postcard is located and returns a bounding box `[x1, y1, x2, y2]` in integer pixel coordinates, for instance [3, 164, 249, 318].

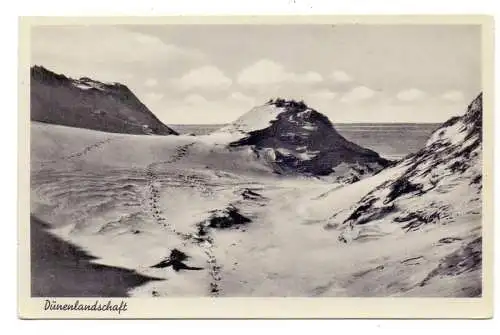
[18, 16, 494, 319]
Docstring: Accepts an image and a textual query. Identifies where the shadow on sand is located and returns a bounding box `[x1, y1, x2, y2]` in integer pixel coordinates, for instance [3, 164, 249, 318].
[30, 215, 162, 297]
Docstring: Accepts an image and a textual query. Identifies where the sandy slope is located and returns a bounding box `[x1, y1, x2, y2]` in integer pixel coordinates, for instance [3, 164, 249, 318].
[31, 216, 160, 297]
[29, 107, 482, 297]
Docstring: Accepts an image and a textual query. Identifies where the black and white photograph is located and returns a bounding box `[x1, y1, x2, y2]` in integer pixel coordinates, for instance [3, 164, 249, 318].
[20, 17, 492, 316]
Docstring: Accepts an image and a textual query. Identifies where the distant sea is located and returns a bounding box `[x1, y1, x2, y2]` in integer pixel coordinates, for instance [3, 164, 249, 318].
[335, 123, 441, 160]
[169, 123, 441, 160]
[171, 124, 226, 136]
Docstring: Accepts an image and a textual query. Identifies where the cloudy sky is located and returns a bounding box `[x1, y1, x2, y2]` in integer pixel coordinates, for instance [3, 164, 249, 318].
[31, 24, 481, 124]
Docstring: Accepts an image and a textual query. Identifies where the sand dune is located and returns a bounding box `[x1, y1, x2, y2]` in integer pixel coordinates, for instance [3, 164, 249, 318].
[29, 95, 482, 297]
[31, 216, 161, 297]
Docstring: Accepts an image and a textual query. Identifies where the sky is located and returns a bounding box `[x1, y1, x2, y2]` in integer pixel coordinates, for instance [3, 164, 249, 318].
[31, 24, 482, 124]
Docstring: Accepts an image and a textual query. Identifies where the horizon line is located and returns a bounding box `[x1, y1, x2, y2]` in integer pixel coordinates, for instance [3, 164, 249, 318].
[166, 122, 443, 125]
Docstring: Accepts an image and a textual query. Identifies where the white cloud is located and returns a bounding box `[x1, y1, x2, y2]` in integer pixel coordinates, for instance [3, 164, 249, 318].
[184, 92, 255, 108]
[144, 78, 158, 87]
[308, 89, 337, 101]
[397, 88, 426, 102]
[331, 70, 353, 83]
[341, 86, 376, 103]
[237, 60, 289, 86]
[175, 66, 232, 91]
[228, 92, 256, 105]
[144, 92, 164, 102]
[298, 71, 323, 84]
[184, 94, 209, 105]
[442, 90, 465, 102]
[237, 59, 323, 86]
[161, 92, 257, 124]
[305, 89, 338, 112]
[31, 26, 205, 79]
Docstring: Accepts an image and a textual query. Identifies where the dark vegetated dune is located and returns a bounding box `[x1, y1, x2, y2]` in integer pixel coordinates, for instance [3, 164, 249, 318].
[30, 65, 178, 135]
[339, 93, 483, 232]
[229, 99, 390, 176]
